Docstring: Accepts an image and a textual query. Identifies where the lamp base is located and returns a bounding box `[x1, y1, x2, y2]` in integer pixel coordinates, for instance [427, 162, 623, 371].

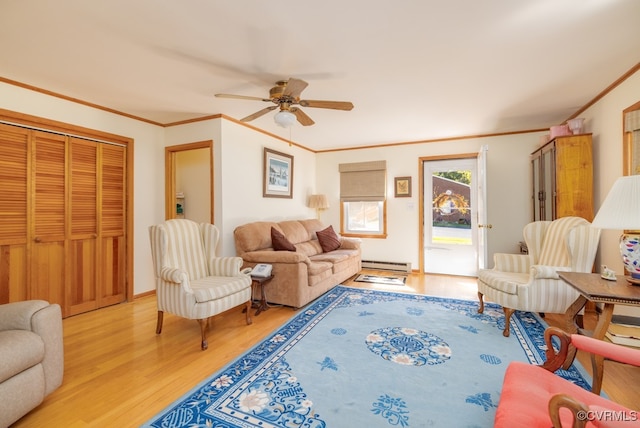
[621, 233, 640, 283]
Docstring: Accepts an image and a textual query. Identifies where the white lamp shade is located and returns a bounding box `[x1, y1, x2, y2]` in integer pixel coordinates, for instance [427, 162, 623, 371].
[591, 175, 640, 230]
[274, 110, 297, 128]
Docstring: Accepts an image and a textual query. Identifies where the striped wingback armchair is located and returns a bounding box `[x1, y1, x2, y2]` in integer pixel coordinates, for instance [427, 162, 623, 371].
[477, 216, 600, 337]
[149, 219, 252, 350]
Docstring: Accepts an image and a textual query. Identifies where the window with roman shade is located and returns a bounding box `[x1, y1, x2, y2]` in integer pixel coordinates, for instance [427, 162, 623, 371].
[339, 160, 387, 237]
[339, 160, 387, 201]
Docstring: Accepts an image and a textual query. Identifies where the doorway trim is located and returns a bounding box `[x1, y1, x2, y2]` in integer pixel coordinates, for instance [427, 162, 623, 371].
[418, 152, 478, 274]
[165, 141, 214, 222]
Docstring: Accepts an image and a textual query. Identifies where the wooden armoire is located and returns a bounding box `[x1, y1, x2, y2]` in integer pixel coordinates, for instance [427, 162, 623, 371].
[0, 113, 131, 317]
[530, 134, 593, 222]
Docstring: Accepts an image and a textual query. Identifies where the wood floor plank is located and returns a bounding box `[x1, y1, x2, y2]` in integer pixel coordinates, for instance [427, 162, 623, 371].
[12, 272, 639, 427]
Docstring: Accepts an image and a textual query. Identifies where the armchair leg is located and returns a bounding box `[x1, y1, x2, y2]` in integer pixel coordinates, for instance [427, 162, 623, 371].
[198, 318, 210, 351]
[477, 292, 485, 314]
[245, 300, 253, 325]
[503, 307, 515, 337]
[156, 311, 164, 334]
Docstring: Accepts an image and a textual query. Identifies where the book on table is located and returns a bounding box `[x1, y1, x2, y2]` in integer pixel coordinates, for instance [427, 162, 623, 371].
[605, 315, 640, 347]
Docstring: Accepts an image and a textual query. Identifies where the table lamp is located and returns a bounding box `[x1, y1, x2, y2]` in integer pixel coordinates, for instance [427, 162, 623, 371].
[308, 194, 329, 219]
[591, 175, 640, 284]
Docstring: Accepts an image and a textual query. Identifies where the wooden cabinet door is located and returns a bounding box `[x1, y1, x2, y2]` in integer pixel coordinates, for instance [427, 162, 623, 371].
[555, 136, 594, 221]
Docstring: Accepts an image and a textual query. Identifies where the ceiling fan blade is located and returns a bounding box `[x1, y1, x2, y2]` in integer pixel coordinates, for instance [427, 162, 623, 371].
[283, 78, 309, 99]
[241, 106, 277, 122]
[290, 107, 315, 126]
[299, 99, 354, 111]
[215, 93, 272, 102]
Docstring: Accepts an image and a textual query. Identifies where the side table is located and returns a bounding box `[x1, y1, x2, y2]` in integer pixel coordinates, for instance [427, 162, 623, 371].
[249, 275, 274, 316]
[558, 271, 640, 394]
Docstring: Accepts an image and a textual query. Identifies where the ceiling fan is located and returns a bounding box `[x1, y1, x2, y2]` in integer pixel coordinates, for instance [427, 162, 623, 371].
[215, 78, 354, 127]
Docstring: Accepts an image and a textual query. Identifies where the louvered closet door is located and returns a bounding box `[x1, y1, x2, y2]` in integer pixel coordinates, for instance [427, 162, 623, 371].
[98, 143, 126, 308]
[0, 124, 29, 303]
[31, 131, 67, 307]
[67, 139, 127, 315]
[68, 138, 99, 315]
[0, 122, 127, 317]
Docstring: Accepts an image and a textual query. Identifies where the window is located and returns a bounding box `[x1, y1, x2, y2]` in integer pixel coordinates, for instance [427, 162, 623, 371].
[339, 161, 387, 238]
[343, 200, 386, 236]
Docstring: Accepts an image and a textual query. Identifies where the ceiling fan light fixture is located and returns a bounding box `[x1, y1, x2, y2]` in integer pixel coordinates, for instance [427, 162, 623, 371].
[274, 110, 297, 128]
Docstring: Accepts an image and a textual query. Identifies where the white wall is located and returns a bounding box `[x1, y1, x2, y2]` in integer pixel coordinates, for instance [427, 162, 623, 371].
[316, 133, 539, 270]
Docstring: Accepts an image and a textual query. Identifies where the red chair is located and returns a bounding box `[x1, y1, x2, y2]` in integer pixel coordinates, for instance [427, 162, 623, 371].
[495, 326, 640, 427]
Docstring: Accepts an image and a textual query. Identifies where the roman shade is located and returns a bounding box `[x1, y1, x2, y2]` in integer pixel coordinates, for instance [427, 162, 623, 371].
[339, 160, 387, 201]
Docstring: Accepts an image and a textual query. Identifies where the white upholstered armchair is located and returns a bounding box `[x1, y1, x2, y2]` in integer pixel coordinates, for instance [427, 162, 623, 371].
[149, 219, 252, 350]
[477, 216, 600, 337]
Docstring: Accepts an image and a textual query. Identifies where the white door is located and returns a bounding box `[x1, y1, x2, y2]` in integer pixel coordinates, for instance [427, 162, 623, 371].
[423, 157, 479, 276]
[477, 145, 489, 270]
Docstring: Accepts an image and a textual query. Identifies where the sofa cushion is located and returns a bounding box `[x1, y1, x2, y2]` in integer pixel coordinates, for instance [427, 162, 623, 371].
[0, 330, 45, 384]
[271, 227, 296, 251]
[317, 225, 341, 252]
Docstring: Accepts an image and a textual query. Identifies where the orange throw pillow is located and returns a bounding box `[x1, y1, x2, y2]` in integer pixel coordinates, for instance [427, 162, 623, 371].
[317, 225, 341, 252]
[271, 227, 296, 251]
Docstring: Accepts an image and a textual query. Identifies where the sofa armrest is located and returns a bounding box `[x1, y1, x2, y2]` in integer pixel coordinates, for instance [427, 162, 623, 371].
[493, 253, 530, 273]
[0, 300, 50, 332]
[0, 301, 64, 395]
[241, 250, 309, 264]
[31, 303, 64, 395]
[339, 237, 361, 250]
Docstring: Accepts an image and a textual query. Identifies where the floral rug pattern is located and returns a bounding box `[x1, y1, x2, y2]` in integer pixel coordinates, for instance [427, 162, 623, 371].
[143, 286, 590, 428]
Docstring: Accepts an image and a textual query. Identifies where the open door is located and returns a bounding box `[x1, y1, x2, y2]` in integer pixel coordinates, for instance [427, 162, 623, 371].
[477, 145, 489, 270]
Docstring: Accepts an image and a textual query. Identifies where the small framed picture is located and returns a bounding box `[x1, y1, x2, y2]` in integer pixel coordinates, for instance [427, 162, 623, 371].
[394, 176, 411, 197]
[263, 147, 294, 198]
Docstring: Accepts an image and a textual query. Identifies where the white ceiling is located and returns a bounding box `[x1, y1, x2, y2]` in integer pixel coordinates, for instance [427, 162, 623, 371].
[1, 1, 639, 151]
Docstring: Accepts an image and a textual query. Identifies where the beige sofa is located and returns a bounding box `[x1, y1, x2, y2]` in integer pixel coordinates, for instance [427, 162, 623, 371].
[0, 300, 64, 427]
[234, 219, 361, 308]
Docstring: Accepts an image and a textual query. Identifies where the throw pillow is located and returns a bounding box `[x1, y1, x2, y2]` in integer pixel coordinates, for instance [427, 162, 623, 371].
[271, 227, 296, 251]
[317, 225, 341, 252]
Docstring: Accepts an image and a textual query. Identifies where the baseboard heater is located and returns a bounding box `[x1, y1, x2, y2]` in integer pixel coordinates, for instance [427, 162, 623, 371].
[361, 260, 411, 273]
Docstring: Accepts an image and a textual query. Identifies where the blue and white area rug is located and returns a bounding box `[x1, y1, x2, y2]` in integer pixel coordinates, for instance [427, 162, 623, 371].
[142, 286, 591, 428]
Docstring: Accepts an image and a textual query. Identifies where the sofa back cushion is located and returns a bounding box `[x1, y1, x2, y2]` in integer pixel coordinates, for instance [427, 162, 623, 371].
[234, 219, 327, 257]
[234, 221, 280, 254]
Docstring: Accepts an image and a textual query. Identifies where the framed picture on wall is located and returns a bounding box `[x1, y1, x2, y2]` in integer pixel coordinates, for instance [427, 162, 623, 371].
[394, 176, 411, 197]
[263, 147, 294, 198]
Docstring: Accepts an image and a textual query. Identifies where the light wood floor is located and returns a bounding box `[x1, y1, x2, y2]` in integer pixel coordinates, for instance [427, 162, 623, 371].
[13, 272, 640, 427]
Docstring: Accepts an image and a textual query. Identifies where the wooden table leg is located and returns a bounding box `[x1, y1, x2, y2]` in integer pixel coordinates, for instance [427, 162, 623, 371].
[562, 295, 587, 370]
[589, 303, 614, 395]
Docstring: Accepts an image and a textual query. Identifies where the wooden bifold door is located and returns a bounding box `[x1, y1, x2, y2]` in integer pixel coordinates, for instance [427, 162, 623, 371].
[0, 122, 127, 317]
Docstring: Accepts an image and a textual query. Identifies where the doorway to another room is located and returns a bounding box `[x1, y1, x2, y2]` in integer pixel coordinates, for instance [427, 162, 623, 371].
[165, 141, 213, 223]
